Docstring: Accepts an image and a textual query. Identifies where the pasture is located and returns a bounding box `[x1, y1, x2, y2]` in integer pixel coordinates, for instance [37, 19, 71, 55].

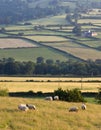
[0, 47, 69, 62]
[25, 36, 68, 42]
[0, 97, 101, 130]
[28, 14, 67, 25]
[0, 77, 101, 130]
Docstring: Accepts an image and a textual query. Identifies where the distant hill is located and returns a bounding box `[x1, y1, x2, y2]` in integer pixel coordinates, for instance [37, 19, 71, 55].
[0, 0, 101, 24]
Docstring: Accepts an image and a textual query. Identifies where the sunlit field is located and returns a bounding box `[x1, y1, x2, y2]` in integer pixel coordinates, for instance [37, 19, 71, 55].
[0, 77, 101, 93]
[42, 41, 101, 61]
[0, 97, 101, 130]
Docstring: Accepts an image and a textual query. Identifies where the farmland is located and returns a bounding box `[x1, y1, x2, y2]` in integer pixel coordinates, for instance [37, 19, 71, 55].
[0, 1, 101, 130]
[0, 76, 101, 130]
[0, 13, 101, 62]
[0, 77, 101, 93]
[0, 97, 101, 130]
[0, 38, 37, 49]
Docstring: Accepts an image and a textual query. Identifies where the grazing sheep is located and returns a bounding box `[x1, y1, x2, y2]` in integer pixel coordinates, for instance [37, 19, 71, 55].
[81, 103, 86, 110]
[69, 106, 79, 112]
[26, 104, 36, 110]
[54, 96, 59, 100]
[18, 104, 29, 111]
[45, 96, 53, 101]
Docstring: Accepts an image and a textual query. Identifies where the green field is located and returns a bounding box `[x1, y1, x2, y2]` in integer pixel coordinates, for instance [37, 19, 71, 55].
[0, 47, 70, 62]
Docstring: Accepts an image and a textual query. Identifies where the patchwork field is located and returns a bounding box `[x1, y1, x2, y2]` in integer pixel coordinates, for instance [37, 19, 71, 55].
[0, 9, 101, 62]
[0, 38, 37, 49]
[42, 41, 101, 61]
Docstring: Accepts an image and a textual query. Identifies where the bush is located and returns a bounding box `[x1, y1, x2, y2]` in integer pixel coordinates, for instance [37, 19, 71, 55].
[0, 87, 9, 96]
[96, 88, 101, 104]
[54, 88, 85, 102]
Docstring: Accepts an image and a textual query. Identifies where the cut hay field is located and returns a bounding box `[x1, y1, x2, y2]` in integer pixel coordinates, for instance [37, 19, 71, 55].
[0, 38, 37, 49]
[0, 81, 100, 93]
[0, 77, 101, 93]
[0, 97, 101, 130]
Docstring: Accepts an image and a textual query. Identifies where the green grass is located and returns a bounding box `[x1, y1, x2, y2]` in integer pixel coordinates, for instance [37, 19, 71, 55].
[28, 14, 68, 25]
[0, 97, 101, 130]
[85, 97, 97, 104]
[0, 47, 69, 62]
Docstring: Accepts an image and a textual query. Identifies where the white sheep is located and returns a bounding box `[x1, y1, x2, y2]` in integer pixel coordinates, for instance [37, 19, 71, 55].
[18, 104, 29, 111]
[45, 96, 53, 101]
[54, 96, 59, 100]
[26, 104, 36, 110]
[81, 103, 86, 110]
[69, 106, 79, 112]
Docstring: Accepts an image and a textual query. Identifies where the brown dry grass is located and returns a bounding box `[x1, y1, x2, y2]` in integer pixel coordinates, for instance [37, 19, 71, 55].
[0, 77, 101, 92]
[0, 97, 101, 130]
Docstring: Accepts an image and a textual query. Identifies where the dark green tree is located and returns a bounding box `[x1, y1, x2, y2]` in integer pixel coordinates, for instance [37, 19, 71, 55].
[72, 24, 82, 36]
[96, 88, 101, 104]
[36, 57, 44, 64]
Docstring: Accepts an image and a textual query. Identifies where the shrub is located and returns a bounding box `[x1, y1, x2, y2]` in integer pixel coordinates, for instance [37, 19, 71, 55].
[96, 88, 101, 104]
[54, 88, 85, 102]
[0, 87, 9, 96]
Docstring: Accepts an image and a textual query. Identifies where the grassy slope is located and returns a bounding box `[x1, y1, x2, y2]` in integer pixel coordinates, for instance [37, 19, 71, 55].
[0, 97, 101, 130]
[0, 1, 101, 62]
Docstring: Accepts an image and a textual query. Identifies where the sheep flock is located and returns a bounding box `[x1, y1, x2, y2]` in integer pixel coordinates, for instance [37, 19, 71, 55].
[18, 96, 86, 112]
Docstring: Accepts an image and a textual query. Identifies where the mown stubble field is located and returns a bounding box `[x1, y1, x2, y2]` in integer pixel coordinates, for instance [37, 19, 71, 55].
[0, 77, 101, 93]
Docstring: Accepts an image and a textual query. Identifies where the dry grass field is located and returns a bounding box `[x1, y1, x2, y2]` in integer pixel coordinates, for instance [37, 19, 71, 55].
[0, 77, 101, 93]
[0, 38, 37, 49]
[0, 97, 101, 130]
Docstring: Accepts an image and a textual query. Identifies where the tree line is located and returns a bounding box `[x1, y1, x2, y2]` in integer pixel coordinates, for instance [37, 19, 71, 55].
[0, 57, 101, 76]
[0, 0, 65, 24]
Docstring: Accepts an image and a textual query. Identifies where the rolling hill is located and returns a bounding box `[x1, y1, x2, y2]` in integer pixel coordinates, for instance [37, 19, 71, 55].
[0, 0, 101, 62]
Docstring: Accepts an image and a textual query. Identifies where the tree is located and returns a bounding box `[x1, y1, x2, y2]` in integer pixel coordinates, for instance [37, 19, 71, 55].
[65, 6, 71, 14]
[36, 57, 44, 64]
[72, 24, 82, 36]
[46, 59, 54, 65]
[23, 61, 35, 75]
[54, 88, 85, 102]
[66, 14, 73, 24]
[96, 88, 101, 104]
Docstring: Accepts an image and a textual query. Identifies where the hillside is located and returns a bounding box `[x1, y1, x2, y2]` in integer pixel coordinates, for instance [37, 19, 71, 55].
[0, 97, 101, 130]
[0, 0, 101, 63]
